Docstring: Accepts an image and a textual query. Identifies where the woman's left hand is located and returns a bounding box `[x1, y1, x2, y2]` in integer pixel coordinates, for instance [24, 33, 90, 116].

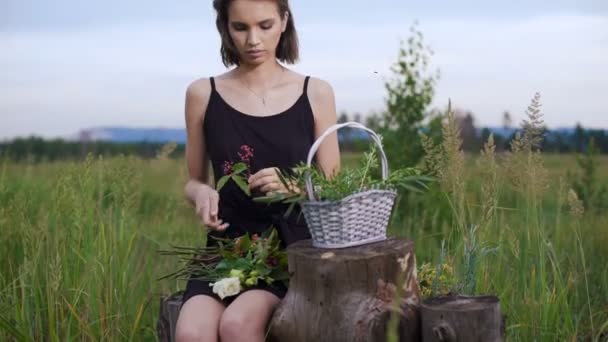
[248, 167, 299, 195]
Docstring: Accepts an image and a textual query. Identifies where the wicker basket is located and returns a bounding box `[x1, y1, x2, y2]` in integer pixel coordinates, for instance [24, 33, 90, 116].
[301, 122, 397, 248]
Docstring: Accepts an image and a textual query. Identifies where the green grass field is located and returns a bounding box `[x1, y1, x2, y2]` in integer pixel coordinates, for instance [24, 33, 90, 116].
[1, 151, 607, 341]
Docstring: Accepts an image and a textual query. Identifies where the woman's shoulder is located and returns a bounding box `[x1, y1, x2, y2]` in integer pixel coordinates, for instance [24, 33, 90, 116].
[306, 76, 334, 99]
[185, 77, 211, 103]
[305, 76, 336, 120]
[283, 70, 333, 94]
[282, 69, 334, 103]
[186, 70, 233, 96]
[184, 72, 233, 119]
[184, 75, 219, 123]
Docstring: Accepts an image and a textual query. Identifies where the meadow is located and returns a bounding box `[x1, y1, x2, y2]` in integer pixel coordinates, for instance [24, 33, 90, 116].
[1, 139, 607, 341]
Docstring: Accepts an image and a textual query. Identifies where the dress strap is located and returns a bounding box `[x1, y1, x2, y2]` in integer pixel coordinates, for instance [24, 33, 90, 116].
[210, 77, 216, 92]
[303, 76, 310, 96]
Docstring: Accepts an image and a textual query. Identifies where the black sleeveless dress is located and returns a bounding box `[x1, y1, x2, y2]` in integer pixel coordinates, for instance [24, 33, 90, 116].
[182, 76, 315, 305]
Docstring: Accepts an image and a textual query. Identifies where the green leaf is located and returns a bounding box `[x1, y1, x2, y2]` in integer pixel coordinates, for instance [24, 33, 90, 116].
[283, 202, 297, 219]
[232, 162, 248, 174]
[234, 258, 253, 270]
[283, 194, 304, 203]
[215, 259, 231, 272]
[239, 234, 252, 252]
[260, 227, 273, 240]
[275, 167, 292, 189]
[216, 175, 230, 191]
[252, 193, 286, 203]
[398, 183, 424, 193]
[232, 175, 251, 196]
[258, 267, 272, 276]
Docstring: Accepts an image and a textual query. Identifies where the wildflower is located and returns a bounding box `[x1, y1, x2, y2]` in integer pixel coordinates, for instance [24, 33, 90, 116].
[417, 262, 455, 298]
[210, 277, 241, 299]
[229, 269, 245, 281]
[238, 144, 254, 162]
[222, 160, 234, 175]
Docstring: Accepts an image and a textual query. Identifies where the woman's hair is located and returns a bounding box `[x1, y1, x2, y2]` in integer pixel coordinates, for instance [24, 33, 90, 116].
[212, 0, 299, 67]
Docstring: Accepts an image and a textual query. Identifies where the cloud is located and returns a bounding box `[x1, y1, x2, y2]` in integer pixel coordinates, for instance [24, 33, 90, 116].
[1, 13, 607, 139]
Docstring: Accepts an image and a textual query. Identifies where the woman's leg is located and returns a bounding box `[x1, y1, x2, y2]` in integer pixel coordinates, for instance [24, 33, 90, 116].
[218, 290, 281, 342]
[175, 295, 226, 342]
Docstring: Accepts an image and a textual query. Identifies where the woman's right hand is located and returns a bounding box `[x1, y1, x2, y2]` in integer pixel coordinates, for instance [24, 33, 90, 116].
[193, 183, 230, 232]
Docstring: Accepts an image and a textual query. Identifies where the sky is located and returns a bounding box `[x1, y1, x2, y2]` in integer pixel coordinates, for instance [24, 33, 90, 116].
[1, 0, 607, 139]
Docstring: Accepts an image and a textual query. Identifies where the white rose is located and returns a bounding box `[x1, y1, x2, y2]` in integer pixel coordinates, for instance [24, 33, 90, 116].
[222, 277, 242, 297]
[210, 277, 242, 299]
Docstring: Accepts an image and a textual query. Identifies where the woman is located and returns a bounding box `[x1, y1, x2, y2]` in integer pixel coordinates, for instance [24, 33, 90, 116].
[175, 0, 340, 341]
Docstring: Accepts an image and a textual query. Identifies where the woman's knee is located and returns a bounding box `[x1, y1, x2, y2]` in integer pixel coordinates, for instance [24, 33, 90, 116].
[175, 295, 224, 342]
[218, 290, 279, 341]
[175, 311, 220, 342]
[219, 311, 259, 341]
[175, 326, 207, 342]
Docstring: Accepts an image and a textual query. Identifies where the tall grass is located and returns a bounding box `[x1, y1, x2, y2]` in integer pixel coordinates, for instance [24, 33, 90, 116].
[400, 93, 608, 341]
[0, 115, 607, 341]
[0, 153, 198, 341]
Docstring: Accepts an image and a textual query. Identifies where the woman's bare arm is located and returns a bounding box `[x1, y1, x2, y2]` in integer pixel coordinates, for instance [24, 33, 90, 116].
[308, 77, 341, 179]
[184, 78, 228, 231]
[184, 79, 211, 202]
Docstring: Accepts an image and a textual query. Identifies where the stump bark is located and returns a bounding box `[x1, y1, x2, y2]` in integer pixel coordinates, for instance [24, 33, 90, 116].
[268, 237, 420, 342]
[420, 295, 505, 342]
[157, 291, 183, 342]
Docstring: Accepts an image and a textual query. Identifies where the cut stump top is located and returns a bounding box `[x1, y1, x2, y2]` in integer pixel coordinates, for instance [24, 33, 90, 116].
[287, 237, 414, 261]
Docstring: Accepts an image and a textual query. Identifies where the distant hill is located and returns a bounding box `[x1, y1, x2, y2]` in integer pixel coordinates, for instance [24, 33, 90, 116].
[78, 126, 371, 144]
[78, 127, 187, 144]
[79, 126, 602, 144]
[477, 126, 589, 138]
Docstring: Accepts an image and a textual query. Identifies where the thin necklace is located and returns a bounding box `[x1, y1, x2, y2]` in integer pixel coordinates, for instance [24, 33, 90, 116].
[239, 67, 285, 107]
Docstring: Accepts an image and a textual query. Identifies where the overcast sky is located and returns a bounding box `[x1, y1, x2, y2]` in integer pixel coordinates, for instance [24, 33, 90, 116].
[1, 0, 607, 139]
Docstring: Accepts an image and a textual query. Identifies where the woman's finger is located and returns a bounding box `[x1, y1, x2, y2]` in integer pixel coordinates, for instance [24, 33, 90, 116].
[217, 222, 230, 231]
[250, 174, 278, 190]
[260, 181, 283, 194]
[209, 219, 228, 230]
[209, 192, 219, 221]
[203, 218, 227, 231]
[248, 168, 275, 185]
[199, 201, 211, 226]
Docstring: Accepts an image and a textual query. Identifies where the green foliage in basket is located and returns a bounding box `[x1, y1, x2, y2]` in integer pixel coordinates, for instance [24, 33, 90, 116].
[253, 144, 433, 217]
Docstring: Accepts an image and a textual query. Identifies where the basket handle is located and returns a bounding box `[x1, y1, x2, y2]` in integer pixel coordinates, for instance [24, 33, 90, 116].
[305, 121, 389, 201]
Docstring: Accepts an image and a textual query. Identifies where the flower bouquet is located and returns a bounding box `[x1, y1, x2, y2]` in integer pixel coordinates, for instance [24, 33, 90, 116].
[159, 227, 288, 299]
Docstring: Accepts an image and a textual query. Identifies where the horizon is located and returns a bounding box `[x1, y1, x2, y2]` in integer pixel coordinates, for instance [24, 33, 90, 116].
[2, 0, 607, 139]
[2, 123, 605, 145]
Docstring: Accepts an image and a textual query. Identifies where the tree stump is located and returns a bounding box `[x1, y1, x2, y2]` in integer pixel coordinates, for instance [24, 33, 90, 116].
[157, 291, 183, 342]
[420, 295, 505, 342]
[268, 237, 420, 342]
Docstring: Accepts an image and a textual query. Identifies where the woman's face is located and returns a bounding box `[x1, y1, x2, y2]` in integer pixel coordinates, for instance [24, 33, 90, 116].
[227, 0, 288, 66]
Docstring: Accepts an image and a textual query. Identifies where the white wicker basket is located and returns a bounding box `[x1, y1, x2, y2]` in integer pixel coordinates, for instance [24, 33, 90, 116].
[301, 122, 397, 248]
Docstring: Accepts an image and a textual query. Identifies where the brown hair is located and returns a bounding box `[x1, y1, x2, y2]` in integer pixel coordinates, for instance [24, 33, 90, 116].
[212, 0, 299, 67]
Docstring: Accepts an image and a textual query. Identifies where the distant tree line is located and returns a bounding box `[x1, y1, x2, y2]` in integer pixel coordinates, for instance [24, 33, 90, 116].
[477, 123, 608, 155]
[338, 108, 608, 155]
[1, 121, 605, 163]
[0, 136, 185, 163]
